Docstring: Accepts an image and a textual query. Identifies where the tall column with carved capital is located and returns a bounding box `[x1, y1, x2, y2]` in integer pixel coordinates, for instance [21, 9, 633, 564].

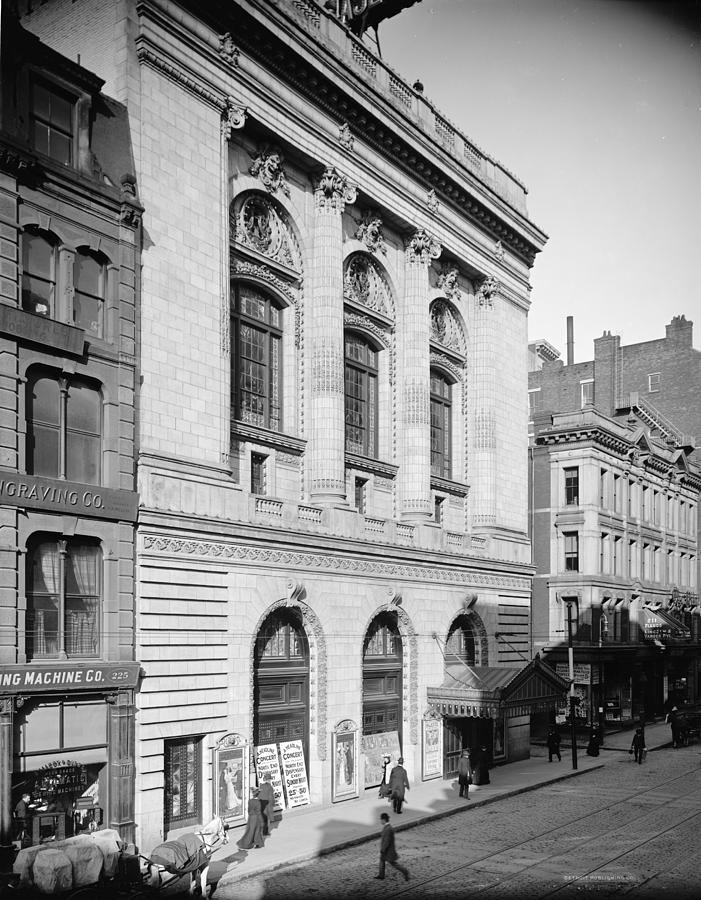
[107, 691, 136, 843]
[0, 697, 16, 865]
[309, 167, 356, 504]
[471, 277, 500, 528]
[399, 229, 441, 520]
[221, 99, 247, 469]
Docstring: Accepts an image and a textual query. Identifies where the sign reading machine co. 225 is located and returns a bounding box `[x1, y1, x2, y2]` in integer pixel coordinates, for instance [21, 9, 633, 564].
[0, 662, 142, 694]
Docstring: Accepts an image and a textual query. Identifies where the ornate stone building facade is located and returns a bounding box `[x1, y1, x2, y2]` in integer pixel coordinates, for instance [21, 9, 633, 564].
[20, 0, 559, 850]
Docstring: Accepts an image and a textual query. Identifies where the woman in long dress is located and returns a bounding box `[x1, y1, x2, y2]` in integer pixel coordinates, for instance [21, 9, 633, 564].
[236, 788, 265, 850]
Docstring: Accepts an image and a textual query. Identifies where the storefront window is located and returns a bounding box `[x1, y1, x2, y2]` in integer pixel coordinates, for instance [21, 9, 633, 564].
[164, 736, 202, 831]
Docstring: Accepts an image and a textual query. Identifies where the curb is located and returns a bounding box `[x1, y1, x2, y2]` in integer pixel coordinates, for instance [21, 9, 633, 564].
[213, 763, 605, 891]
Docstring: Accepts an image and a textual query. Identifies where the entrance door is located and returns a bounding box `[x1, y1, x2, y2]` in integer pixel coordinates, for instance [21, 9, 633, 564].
[254, 610, 309, 763]
[442, 717, 494, 776]
[362, 612, 402, 743]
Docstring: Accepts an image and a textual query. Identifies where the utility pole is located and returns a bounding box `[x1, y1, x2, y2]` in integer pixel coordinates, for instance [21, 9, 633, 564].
[565, 599, 578, 770]
[598, 613, 607, 746]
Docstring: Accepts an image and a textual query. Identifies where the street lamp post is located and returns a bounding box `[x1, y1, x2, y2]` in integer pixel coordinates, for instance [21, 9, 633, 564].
[598, 613, 607, 746]
[564, 598, 578, 770]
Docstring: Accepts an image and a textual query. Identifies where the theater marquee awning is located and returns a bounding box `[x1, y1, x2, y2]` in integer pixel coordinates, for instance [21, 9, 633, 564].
[427, 657, 569, 718]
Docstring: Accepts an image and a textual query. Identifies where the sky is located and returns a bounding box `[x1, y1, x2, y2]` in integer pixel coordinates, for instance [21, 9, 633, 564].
[378, 0, 701, 361]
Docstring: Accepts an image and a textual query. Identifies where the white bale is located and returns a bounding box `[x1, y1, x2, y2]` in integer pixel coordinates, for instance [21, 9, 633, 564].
[63, 840, 104, 887]
[12, 845, 49, 886]
[32, 848, 73, 894]
[89, 828, 123, 877]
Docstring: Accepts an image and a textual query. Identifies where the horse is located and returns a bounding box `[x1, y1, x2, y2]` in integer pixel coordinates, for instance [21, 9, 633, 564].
[144, 816, 228, 897]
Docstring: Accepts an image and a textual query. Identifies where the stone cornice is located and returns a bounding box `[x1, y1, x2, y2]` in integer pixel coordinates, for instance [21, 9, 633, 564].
[140, 533, 532, 592]
[167, 0, 543, 266]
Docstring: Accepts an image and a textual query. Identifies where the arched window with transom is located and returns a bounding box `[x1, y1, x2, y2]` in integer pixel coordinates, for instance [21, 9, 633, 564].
[362, 612, 402, 756]
[344, 331, 378, 458]
[446, 616, 478, 666]
[231, 284, 283, 431]
[254, 609, 309, 763]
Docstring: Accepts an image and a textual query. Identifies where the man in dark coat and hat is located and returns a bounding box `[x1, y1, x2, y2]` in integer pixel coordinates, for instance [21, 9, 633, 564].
[457, 750, 471, 798]
[374, 812, 410, 881]
[388, 757, 409, 814]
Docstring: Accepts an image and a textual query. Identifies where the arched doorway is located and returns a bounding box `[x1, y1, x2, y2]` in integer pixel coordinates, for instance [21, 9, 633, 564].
[362, 612, 402, 746]
[443, 615, 492, 777]
[254, 609, 309, 764]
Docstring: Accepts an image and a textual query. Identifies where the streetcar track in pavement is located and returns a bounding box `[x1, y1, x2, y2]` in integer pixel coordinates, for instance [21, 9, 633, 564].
[379, 762, 701, 899]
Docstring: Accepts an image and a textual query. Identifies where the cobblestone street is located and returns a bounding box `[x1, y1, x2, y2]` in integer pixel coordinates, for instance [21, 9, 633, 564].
[217, 745, 701, 900]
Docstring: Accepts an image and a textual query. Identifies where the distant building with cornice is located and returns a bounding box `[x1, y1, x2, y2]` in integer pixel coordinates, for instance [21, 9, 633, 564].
[528, 319, 701, 738]
[18, 0, 563, 849]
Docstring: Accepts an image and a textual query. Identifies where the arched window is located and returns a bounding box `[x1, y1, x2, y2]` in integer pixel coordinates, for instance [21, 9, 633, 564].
[446, 617, 477, 666]
[430, 369, 452, 478]
[26, 536, 101, 660]
[344, 332, 378, 457]
[74, 249, 106, 337]
[232, 284, 282, 430]
[21, 228, 57, 318]
[362, 612, 402, 748]
[27, 370, 102, 484]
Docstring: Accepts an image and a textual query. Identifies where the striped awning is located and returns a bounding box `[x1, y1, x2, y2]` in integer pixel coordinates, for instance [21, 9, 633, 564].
[427, 657, 569, 719]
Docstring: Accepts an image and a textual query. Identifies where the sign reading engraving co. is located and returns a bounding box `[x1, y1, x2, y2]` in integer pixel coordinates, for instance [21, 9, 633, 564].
[0, 473, 138, 522]
[0, 305, 85, 356]
[0, 662, 142, 694]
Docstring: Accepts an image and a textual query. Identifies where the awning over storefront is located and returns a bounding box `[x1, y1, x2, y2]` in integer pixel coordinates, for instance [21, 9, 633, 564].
[642, 608, 691, 645]
[427, 657, 569, 718]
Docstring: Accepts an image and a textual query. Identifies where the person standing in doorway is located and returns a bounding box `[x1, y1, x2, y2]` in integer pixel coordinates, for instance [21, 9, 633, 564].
[374, 813, 410, 882]
[546, 727, 562, 762]
[388, 757, 410, 814]
[457, 750, 471, 798]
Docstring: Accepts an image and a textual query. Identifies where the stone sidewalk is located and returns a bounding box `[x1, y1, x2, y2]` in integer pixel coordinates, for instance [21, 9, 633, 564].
[210, 720, 673, 897]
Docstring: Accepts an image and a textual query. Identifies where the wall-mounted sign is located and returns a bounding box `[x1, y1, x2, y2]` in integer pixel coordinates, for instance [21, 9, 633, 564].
[0, 473, 138, 522]
[556, 663, 598, 686]
[361, 730, 401, 788]
[0, 662, 142, 694]
[213, 734, 249, 826]
[421, 717, 442, 780]
[253, 744, 286, 812]
[0, 304, 85, 356]
[279, 740, 310, 808]
[332, 719, 359, 802]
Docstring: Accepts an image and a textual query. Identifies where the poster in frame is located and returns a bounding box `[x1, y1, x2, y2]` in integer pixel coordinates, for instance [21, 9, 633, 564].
[421, 712, 443, 780]
[212, 733, 249, 826]
[331, 719, 359, 803]
[492, 715, 506, 762]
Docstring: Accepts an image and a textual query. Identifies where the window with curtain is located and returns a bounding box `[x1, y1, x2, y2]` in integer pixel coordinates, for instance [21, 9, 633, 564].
[344, 332, 378, 457]
[232, 284, 282, 430]
[446, 617, 477, 665]
[74, 249, 106, 337]
[430, 369, 452, 478]
[27, 370, 101, 484]
[26, 537, 101, 660]
[22, 229, 57, 318]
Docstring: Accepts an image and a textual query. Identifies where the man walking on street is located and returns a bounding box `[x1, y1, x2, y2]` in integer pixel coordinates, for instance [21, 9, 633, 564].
[546, 727, 561, 763]
[375, 813, 410, 882]
[389, 757, 410, 814]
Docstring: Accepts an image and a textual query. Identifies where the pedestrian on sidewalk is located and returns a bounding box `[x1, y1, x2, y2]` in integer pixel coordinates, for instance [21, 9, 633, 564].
[586, 725, 600, 757]
[258, 773, 275, 836]
[378, 754, 391, 800]
[389, 757, 409, 814]
[630, 728, 645, 764]
[546, 727, 561, 762]
[457, 749, 471, 797]
[374, 813, 410, 882]
[236, 788, 265, 849]
[666, 706, 680, 748]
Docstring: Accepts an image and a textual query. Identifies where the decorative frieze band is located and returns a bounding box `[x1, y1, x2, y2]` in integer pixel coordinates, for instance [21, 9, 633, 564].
[141, 535, 531, 591]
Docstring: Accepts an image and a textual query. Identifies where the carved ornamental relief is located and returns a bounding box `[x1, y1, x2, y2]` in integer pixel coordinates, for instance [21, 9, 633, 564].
[430, 300, 466, 356]
[231, 195, 301, 271]
[343, 253, 393, 317]
[314, 167, 357, 214]
[249, 146, 290, 196]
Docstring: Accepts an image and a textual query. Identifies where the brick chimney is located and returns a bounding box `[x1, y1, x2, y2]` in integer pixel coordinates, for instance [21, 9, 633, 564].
[593, 330, 621, 416]
[665, 315, 693, 346]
